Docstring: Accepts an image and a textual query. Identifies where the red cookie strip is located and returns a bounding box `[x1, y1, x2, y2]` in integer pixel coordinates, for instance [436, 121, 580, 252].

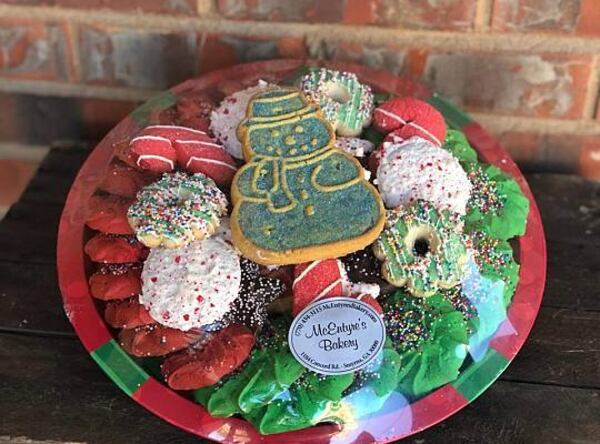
[84, 234, 147, 264]
[293, 259, 384, 315]
[292, 259, 346, 316]
[104, 298, 155, 329]
[98, 161, 153, 198]
[373, 97, 446, 147]
[89, 264, 141, 300]
[85, 194, 134, 235]
[119, 325, 205, 357]
[161, 323, 255, 390]
[128, 125, 238, 186]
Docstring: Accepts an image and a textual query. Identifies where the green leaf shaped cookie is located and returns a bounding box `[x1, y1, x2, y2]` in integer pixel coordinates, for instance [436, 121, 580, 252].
[382, 290, 469, 398]
[373, 200, 468, 297]
[443, 129, 478, 164]
[465, 163, 529, 240]
[471, 232, 520, 307]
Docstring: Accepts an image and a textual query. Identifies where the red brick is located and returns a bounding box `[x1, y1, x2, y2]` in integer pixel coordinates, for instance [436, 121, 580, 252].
[579, 137, 600, 180]
[496, 131, 584, 173]
[216, 0, 345, 22]
[0, 0, 196, 14]
[77, 25, 197, 89]
[577, 0, 600, 37]
[198, 34, 306, 74]
[372, 0, 478, 31]
[0, 19, 75, 81]
[307, 40, 407, 75]
[343, 0, 377, 25]
[491, 0, 600, 36]
[492, 0, 581, 33]
[423, 52, 592, 119]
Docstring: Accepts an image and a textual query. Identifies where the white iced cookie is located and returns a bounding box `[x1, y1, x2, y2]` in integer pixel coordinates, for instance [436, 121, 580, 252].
[376, 136, 472, 215]
[140, 237, 241, 331]
[335, 137, 375, 158]
[209, 80, 271, 159]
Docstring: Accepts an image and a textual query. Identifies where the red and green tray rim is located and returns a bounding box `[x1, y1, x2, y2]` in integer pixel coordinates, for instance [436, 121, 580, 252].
[57, 59, 546, 443]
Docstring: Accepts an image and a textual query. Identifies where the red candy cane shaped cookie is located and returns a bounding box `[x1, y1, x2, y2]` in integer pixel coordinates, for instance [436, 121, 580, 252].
[128, 125, 237, 186]
[372, 97, 446, 147]
[292, 259, 347, 316]
[293, 259, 383, 315]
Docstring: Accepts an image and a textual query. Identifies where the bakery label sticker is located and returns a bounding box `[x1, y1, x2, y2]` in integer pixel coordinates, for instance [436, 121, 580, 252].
[288, 297, 386, 375]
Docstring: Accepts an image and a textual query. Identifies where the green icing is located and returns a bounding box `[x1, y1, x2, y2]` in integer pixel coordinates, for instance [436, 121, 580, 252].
[373, 201, 467, 297]
[201, 346, 305, 417]
[381, 291, 469, 398]
[464, 163, 530, 241]
[443, 129, 478, 164]
[359, 347, 402, 397]
[256, 372, 354, 435]
[233, 87, 383, 260]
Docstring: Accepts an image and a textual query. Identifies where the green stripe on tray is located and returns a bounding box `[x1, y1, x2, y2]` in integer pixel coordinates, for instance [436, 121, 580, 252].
[428, 94, 473, 130]
[452, 349, 509, 402]
[91, 339, 150, 396]
[131, 90, 178, 126]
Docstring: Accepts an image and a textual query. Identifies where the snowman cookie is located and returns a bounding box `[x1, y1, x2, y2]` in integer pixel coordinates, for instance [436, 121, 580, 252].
[230, 87, 385, 265]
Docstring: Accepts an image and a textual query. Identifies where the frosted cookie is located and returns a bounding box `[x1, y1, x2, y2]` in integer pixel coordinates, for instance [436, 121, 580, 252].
[210, 80, 271, 159]
[231, 87, 385, 265]
[373, 201, 467, 297]
[376, 137, 472, 215]
[127, 172, 227, 249]
[299, 68, 374, 136]
[140, 237, 241, 331]
[129, 125, 237, 185]
[373, 97, 446, 146]
[335, 137, 375, 158]
[161, 323, 255, 390]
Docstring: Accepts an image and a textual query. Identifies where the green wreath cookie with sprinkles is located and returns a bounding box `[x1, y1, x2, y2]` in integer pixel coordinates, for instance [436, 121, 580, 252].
[79, 63, 534, 437]
[373, 200, 468, 297]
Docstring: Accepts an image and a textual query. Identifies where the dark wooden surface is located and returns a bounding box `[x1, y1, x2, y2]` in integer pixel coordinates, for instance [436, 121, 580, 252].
[0, 146, 599, 443]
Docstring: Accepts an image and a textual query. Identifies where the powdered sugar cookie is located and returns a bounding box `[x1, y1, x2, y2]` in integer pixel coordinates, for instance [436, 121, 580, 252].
[376, 137, 472, 215]
[335, 137, 375, 158]
[140, 237, 241, 331]
[210, 80, 271, 159]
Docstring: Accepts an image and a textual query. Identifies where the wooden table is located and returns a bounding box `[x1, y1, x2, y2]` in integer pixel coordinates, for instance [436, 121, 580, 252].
[1, 144, 599, 443]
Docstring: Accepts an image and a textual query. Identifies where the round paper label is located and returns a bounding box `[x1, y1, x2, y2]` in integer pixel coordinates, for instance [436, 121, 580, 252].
[288, 297, 386, 375]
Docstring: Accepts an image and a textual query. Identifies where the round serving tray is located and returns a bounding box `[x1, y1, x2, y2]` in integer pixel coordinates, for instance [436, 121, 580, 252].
[57, 59, 546, 443]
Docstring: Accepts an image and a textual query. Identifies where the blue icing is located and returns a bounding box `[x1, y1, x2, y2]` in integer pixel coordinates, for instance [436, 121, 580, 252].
[461, 255, 508, 361]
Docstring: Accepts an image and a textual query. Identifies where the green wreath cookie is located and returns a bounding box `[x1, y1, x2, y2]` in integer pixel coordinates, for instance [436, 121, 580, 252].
[373, 201, 468, 297]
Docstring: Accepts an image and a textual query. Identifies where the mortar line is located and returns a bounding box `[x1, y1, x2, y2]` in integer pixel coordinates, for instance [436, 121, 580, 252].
[582, 55, 600, 120]
[2, 5, 600, 54]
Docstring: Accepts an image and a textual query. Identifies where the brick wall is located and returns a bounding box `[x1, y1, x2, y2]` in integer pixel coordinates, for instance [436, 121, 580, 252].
[0, 0, 599, 178]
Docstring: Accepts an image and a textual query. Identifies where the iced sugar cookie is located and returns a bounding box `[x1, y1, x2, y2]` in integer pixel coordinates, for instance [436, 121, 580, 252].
[140, 237, 241, 331]
[299, 68, 374, 137]
[128, 172, 227, 249]
[376, 137, 472, 215]
[231, 87, 385, 265]
[210, 80, 272, 159]
[373, 201, 467, 297]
